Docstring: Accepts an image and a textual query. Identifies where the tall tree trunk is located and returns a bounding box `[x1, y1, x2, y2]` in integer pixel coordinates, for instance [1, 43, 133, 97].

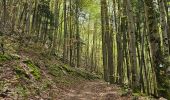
[76, 0, 80, 68]
[101, 0, 114, 84]
[164, 0, 170, 54]
[51, 0, 59, 55]
[159, 0, 170, 57]
[63, 0, 68, 62]
[3, 0, 7, 28]
[145, 0, 167, 97]
[125, 0, 138, 91]
[69, 0, 73, 66]
[101, 0, 108, 82]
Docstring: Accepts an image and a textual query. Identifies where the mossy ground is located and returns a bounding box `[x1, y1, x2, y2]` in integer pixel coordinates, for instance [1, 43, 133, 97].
[0, 54, 11, 62]
[23, 60, 41, 80]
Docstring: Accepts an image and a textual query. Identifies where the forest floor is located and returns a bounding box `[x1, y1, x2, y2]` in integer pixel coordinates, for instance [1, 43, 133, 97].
[0, 36, 155, 100]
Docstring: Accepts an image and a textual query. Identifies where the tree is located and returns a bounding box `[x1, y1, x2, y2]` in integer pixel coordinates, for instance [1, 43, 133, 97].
[75, 0, 80, 68]
[145, 0, 170, 98]
[125, 0, 138, 91]
[101, 0, 114, 84]
[63, 0, 68, 62]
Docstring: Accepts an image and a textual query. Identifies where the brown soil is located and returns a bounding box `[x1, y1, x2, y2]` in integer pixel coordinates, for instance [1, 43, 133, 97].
[56, 80, 132, 100]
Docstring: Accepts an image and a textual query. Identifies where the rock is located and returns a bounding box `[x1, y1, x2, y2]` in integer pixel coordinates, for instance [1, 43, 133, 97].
[159, 97, 167, 100]
[10, 54, 20, 59]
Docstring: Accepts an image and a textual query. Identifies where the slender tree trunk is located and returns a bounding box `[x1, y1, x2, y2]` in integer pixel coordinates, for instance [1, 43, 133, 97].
[164, 0, 170, 54]
[63, 0, 68, 62]
[3, 0, 6, 28]
[159, 0, 170, 56]
[51, 0, 59, 55]
[76, 0, 80, 68]
[69, 0, 73, 66]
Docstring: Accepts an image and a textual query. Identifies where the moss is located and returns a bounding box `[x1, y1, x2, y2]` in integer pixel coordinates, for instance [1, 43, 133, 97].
[61, 64, 75, 72]
[0, 54, 21, 62]
[15, 84, 29, 98]
[62, 65, 99, 80]
[48, 64, 99, 80]
[0, 54, 11, 61]
[14, 66, 30, 79]
[132, 93, 145, 97]
[23, 60, 41, 80]
[78, 70, 100, 80]
[48, 65, 64, 77]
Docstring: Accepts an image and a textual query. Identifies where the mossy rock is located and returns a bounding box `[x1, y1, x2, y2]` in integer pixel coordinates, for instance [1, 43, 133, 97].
[61, 65, 99, 80]
[77, 69, 100, 80]
[61, 64, 75, 73]
[48, 65, 65, 77]
[9, 54, 20, 60]
[23, 60, 41, 80]
[49, 64, 99, 80]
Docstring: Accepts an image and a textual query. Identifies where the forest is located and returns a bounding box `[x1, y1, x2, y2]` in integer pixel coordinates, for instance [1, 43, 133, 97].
[0, 0, 170, 99]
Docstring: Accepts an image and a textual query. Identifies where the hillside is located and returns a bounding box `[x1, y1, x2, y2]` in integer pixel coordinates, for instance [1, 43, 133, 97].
[0, 36, 153, 100]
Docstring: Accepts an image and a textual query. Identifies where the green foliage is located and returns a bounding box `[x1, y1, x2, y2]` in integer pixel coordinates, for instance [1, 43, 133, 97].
[23, 60, 41, 80]
[80, 0, 100, 19]
[167, 2, 170, 5]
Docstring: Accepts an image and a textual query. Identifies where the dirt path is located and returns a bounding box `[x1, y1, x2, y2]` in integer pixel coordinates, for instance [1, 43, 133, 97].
[58, 80, 132, 100]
